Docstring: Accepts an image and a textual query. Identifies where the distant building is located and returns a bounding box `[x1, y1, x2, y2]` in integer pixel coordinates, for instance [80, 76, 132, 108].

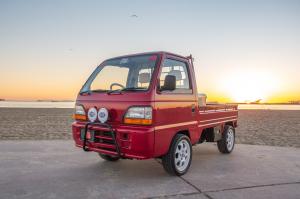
[289, 100, 300, 104]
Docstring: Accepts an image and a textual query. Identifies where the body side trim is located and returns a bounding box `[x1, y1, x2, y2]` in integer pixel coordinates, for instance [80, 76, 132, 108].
[198, 119, 237, 127]
[154, 121, 198, 130]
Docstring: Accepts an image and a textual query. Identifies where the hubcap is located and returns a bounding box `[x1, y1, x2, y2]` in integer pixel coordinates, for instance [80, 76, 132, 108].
[174, 139, 191, 172]
[226, 129, 235, 151]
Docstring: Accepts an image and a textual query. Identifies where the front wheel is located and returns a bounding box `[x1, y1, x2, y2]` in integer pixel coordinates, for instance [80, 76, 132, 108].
[217, 125, 235, 154]
[98, 153, 120, 161]
[162, 134, 192, 176]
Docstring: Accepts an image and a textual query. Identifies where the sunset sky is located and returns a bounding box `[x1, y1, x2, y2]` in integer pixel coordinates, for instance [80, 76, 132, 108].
[0, 0, 299, 103]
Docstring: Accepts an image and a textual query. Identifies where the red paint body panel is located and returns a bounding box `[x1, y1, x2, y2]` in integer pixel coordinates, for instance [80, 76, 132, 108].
[72, 51, 238, 159]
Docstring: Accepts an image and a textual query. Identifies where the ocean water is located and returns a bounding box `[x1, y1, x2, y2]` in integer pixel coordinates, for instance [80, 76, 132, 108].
[0, 101, 75, 108]
[0, 101, 300, 110]
[237, 104, 300, 110]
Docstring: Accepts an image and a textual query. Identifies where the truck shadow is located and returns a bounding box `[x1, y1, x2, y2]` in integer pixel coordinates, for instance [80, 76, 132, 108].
[82, 144, 222, 179]
[89, 158, 169, 178]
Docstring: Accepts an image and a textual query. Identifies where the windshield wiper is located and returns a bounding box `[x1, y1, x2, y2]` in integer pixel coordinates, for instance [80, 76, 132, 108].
[90, 89, 109, 93]
[107, 89, 122, 94]
[80, 89, 108, 95]
[122, 87, 147, 91]
[107, 87, 146, 94]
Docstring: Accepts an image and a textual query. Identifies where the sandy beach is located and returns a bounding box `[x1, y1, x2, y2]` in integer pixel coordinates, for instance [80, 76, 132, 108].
[0, 108, 299, 148]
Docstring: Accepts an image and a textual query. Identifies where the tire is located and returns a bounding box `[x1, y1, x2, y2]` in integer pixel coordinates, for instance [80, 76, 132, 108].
[162, 134, 192, 176]
[98, 153, 120, 161]
[217, 125, 235, 154]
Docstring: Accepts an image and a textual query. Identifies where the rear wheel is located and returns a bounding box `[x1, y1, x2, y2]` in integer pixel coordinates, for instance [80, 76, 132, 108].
[217, 125, 235, 153]
[162, 134, 192, 176]
[98, 153, 120, 161]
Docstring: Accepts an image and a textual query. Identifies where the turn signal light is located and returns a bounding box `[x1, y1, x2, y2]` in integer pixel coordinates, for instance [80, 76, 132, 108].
[124, 118, 152, 125]
[73, 114, 87, 121]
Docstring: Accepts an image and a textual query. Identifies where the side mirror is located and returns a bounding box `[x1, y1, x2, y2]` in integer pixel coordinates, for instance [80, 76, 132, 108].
[160, 75, 176, 91]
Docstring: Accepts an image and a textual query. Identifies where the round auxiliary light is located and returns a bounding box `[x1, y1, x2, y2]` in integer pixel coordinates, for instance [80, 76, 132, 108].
[87, 107, 97, 122]
[98, 107, 109, 123]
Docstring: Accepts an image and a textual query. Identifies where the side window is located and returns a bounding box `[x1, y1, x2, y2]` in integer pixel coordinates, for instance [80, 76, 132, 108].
[159, 59, 192, 93]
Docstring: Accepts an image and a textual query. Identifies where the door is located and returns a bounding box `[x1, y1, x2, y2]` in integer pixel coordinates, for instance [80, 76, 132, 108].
[154, 55, 198, 157]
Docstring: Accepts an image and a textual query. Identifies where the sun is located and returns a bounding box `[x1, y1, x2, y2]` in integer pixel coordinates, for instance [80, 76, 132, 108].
[221, 70, 278, 103]
[230, 85, 265, 103]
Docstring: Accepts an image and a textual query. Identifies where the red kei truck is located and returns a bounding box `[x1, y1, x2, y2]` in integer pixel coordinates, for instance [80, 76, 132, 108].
[72, 51, 238, 176]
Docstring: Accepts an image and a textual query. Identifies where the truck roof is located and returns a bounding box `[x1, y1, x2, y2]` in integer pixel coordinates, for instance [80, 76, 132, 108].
[105, 51, 190, 62]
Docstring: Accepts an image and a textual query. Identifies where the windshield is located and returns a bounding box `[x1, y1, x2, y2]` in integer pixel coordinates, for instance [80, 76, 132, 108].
[80, 54, 158, 94]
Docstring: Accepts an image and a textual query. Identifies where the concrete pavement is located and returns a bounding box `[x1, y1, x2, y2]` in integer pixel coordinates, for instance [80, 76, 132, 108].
[0, 141, 299, 199]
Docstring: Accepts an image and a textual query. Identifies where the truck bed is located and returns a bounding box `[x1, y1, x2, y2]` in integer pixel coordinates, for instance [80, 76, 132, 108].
[198, 104, 238, 129]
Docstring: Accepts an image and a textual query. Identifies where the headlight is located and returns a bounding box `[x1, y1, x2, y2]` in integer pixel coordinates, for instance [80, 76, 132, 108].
[73, 105, 87, 120]
[124, 107, 152, 125]
[98, 107, 109, 123]
[87, 107, 97, 122]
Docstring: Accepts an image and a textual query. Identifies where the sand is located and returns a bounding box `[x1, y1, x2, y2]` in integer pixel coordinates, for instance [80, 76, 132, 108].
[238, 110, 300, 148]
[0, 108, 73, 140]
[0, 108, 299, 148]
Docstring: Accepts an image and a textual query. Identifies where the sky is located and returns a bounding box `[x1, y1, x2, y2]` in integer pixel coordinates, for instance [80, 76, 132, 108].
[0, 0, 299, 103]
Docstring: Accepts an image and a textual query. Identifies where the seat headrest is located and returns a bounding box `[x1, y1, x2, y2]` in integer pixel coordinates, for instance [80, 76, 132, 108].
[139, 73, 150, 84]
[168, 70, 182, 80]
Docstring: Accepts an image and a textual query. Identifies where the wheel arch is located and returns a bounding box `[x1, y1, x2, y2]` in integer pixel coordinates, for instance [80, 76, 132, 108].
[176, 129, 190, 138]
[225, 121, 237, 128]
[168, 129, 191, 150]
[156, 129, 191, 158]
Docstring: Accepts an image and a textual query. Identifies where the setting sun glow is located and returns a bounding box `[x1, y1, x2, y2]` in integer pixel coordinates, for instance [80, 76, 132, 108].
[221, 70, 279, 103]
[0, 1, 299, 103]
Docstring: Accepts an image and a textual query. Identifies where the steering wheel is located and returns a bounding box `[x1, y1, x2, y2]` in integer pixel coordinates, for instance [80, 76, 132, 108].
[110, 83, 125, 90]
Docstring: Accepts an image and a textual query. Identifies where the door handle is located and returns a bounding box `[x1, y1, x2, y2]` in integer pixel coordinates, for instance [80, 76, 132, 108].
[191, 104, 195, 113]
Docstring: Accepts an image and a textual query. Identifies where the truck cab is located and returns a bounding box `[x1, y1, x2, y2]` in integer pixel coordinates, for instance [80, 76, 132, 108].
[72, 51, 238, 175]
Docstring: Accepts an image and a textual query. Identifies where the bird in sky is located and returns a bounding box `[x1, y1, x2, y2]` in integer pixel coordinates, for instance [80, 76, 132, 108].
[130, 14, 138, 18]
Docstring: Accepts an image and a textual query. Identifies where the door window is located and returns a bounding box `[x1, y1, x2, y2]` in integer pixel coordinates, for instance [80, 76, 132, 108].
[159, 59, 192, 93]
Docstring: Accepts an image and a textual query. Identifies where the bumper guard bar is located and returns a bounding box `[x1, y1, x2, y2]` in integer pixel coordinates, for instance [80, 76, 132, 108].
[83, 122, 121, 157]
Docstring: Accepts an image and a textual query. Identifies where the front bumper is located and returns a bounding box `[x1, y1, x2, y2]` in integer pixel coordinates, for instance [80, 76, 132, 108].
[72, 121, 155, 159]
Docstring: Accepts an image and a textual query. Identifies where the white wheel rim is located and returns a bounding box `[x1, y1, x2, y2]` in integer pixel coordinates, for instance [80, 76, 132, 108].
[174, 139, 191, 172]
[226, 129, 235, 151]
